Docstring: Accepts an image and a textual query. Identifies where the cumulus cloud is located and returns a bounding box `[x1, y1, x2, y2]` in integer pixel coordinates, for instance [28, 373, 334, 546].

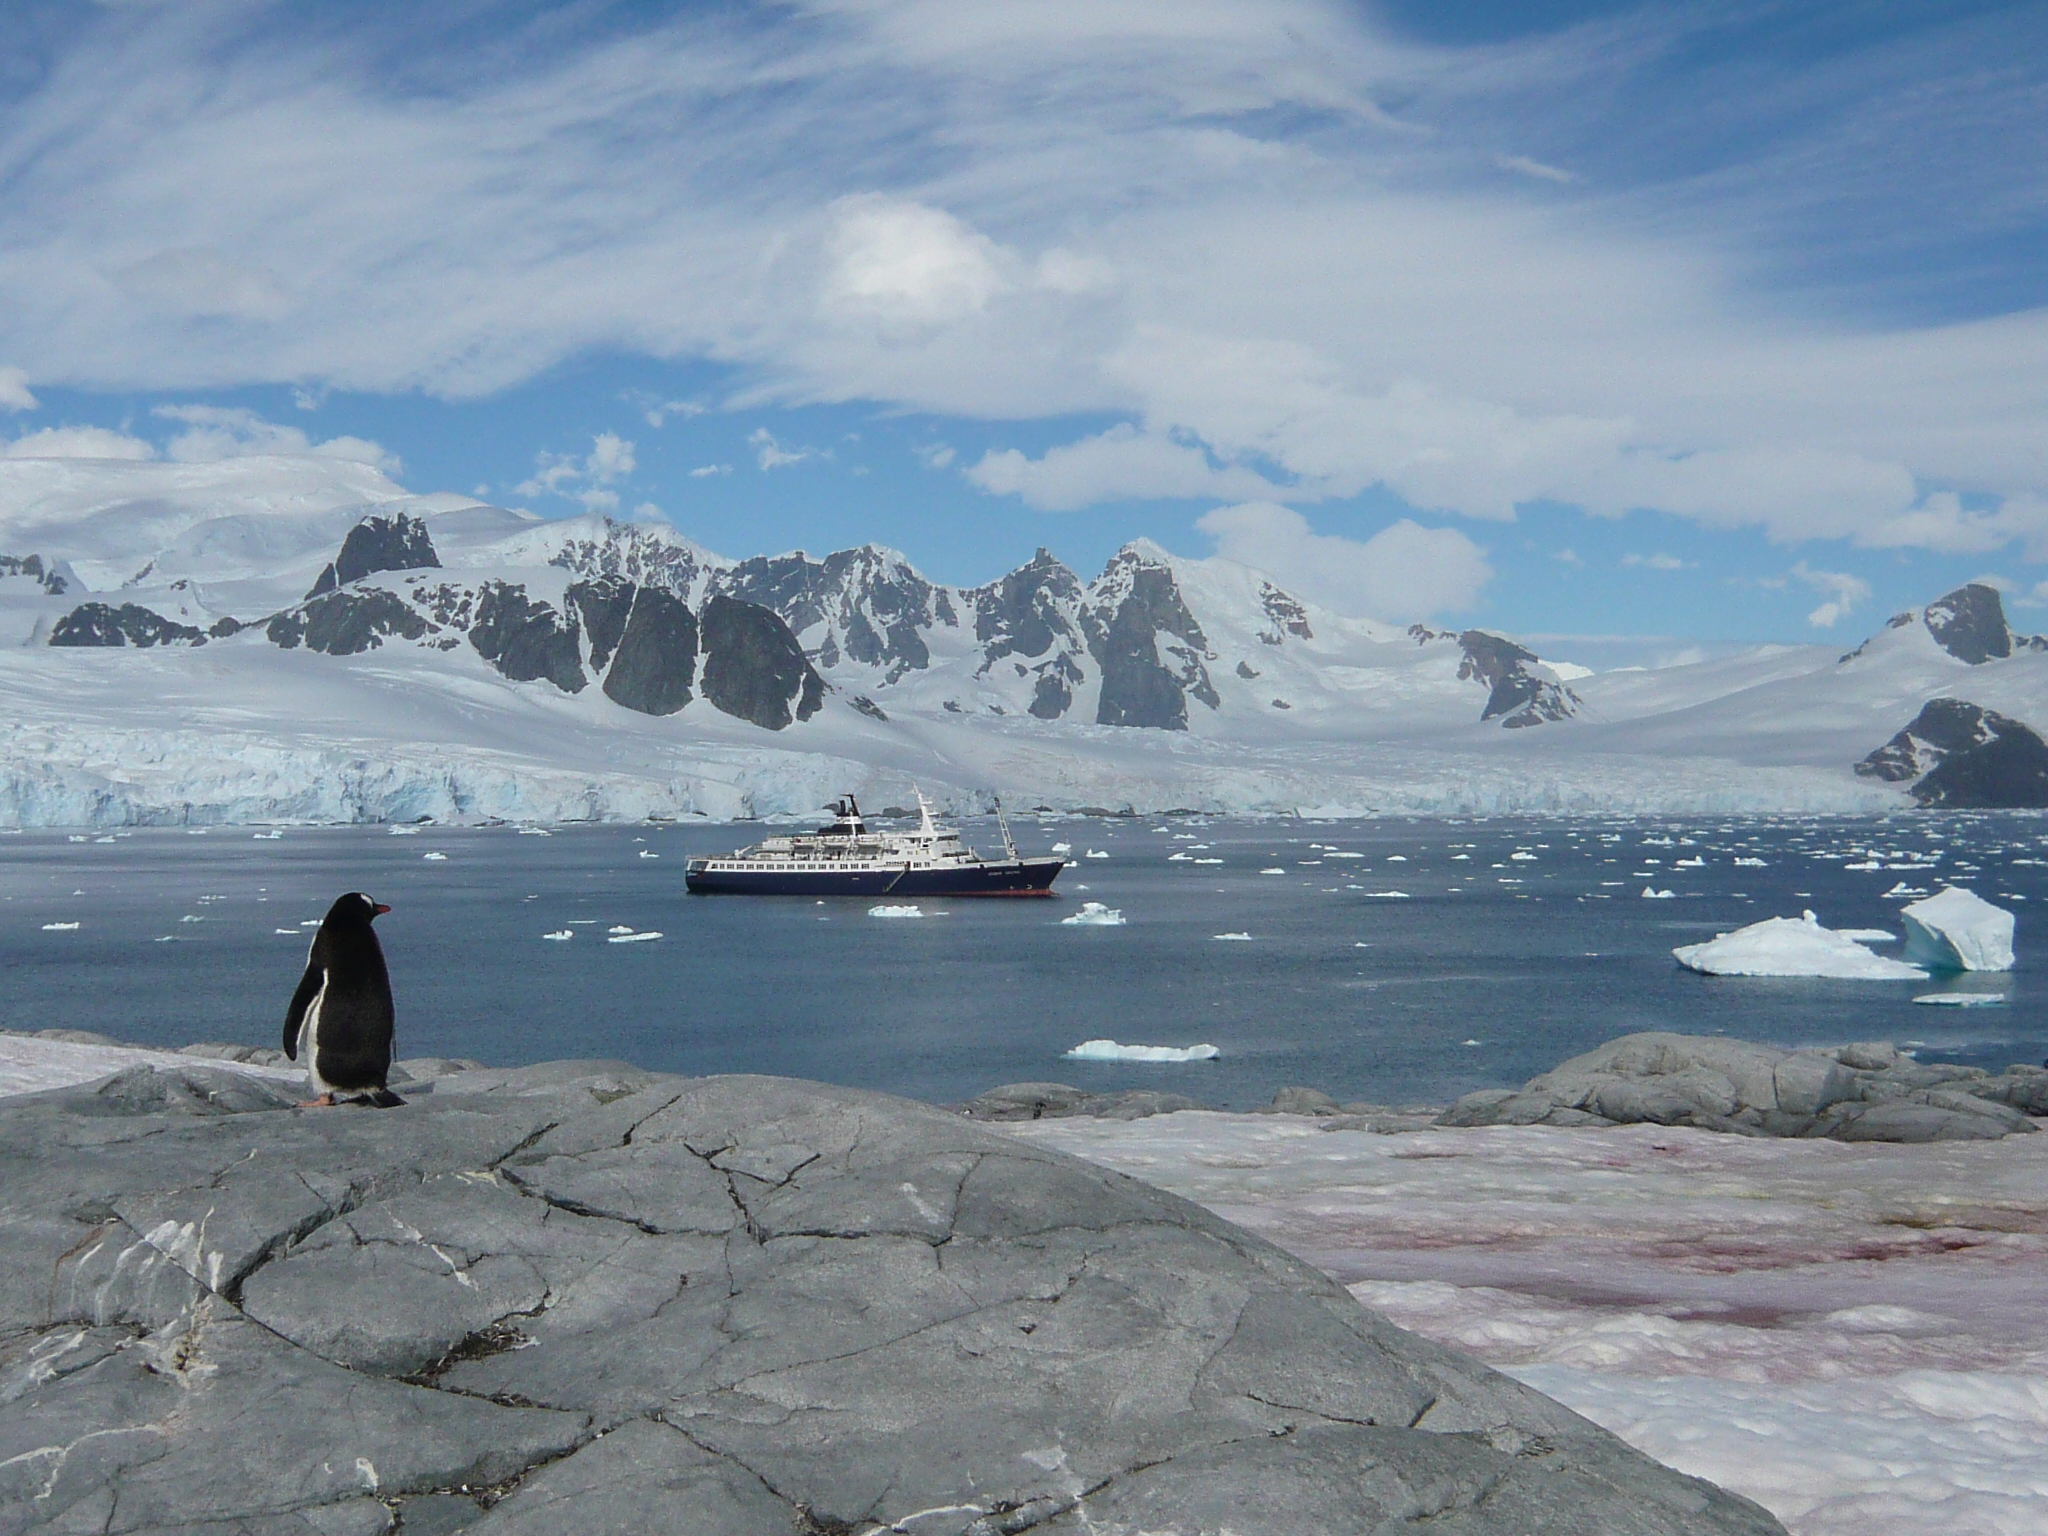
[153, 405, 398, 471]
[517, 432, 635, 512]
[1197, 502, 1492, 620]
[689, 462, 732, 477]
[0, 1, 2044, 554]
[1620, 552, 1690, 570]
[1792, 561, 1872, 628]
[0, 368, 35, 412]
[1, 425, 156, 460]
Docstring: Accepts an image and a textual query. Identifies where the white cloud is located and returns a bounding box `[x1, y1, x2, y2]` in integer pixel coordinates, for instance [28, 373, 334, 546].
[914, 442, 955, 470]
[1553, 547, 1582, 565]
[1792, 561, 1872, 628]
[749, 428, 816, 470]
[640, 398, 705, 428]
[1197, 502, 1492, 620]
[1620, 552, 1689, 570]
[0, 2, 2044, 555]
[152, 405, 398, 472]
[517, 431, 635, 511]
[1, 425, 156, 460]
[689, 462, 732, 477]
[967, 423, 1278, 510]
[0, 368, 36, 412]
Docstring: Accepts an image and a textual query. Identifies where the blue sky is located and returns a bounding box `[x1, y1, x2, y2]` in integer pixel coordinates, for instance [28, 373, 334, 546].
[2, 0, 2045, 646]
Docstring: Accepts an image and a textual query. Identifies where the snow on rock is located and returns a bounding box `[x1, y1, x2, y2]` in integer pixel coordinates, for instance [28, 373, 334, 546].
[1064, 1039, 1219, 1063]
[1900, 887, 2016, 971]
[1673, 912, 1928, 980]
[1003, 1108, 2048, 1536]
[1059, 901, 1125, 926]
[0, 1034, 300, 1099]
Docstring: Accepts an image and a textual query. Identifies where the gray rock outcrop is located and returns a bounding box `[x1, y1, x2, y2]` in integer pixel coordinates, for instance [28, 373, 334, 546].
[268, 587, 434, 656]
[1456, 631, 1579, 728]
[308, 513, 442, 599]
[2, 1062, 1784, 1535]
[48, 601, 207, 648]
[1922, 581, 2014, 665]
[1440, 1032, 2046, 1141]
[1083, 547, 1219, 730]
[1855, 697, 2048, 808]
[697, 593, 826, 729]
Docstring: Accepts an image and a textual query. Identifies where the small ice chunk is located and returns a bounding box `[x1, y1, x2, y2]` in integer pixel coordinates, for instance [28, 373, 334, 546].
[1911, 991, 2006, 1006]
[518, 827, 553, 836]
[1259, 867, 1286, 875]
[1050, 842, 1072, 854]
[541, 930, 574, 941]
[1881, 880, 1929, 898]
[1364, 891, 1410, 899]
[1836, 929, 1897, 943]
[1212, 931, 1254, 941]
[252, 830, 282, 840]
[422, 852, 448, 862]
[1900, 887, 2015, 971]
[869, 904, 924, 918]
[1640, 887, 1676, 899]
[1193, 858, 1223, 865]
[607, 924, 635, 934]
[41, 922, 79, 931]
[638, 850, 659, 860]
[1064, 1039, 1219, 1063]
[1672, 911, 1927, 979]
[1060, 902, 1125, 926]
[607, 930, 662, 944]
[388, 825, 418, 835]
[1085, 850, 1109, 859]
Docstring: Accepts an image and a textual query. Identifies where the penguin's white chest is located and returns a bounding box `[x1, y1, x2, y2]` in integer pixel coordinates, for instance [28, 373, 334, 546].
[299, 972, 333, 1094]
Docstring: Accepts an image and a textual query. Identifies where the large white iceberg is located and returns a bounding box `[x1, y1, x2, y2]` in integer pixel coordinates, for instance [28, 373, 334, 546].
[1673, 912, 1927, 980]
[1060, 901, 1125, 926]
[1064, 1039, 1219, 1063]
[1899, 887, 2015, 972]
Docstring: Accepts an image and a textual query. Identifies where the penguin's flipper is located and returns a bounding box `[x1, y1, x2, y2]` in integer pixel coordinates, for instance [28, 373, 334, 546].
[283, 963, 322, 1059]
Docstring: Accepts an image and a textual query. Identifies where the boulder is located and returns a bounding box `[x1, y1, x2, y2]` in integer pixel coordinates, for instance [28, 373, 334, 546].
[0, 1063, 1785, 1535]
[1267, 1085, 1341, 1115]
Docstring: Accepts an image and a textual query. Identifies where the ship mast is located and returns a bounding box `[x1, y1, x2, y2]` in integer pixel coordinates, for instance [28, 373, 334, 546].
[994, 795, 1017, 859]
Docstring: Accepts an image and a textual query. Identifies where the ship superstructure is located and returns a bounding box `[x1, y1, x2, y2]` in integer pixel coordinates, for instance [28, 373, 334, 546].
[684, 792, 1064, 896]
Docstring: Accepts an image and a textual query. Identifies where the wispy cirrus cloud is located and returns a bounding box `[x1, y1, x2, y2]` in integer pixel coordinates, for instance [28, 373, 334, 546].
[0, 0, 2043, 561]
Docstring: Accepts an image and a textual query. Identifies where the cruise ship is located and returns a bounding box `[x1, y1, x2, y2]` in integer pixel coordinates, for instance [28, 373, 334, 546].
[684, 793, 1066, 897]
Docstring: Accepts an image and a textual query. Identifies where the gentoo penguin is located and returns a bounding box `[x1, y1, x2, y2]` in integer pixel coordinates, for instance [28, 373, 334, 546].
[284, 892, 404, 1108]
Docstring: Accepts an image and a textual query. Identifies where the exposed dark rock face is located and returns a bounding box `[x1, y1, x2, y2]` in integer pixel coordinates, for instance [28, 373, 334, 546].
[0, 552, 68, 595]
[849, 693, 888, 721]
[547, 517, 713, 597]
[1856, 697, 2048, 807]
[972, 548, 1086, 666]
[1457, 631, 1579, 728]
[49, 602, 206, 647]
[1029, 652, 1083, 720]
[307, 512, 441, 598]
[1237, 660, 1261, 679]
[698, 594, 826, 729]
[1085, 554, 1218, 730]
[267, 588, 434, 656]
[207, 616, 242, 639]
[600, 585, 698, 717]
[1922, 582, 2012, 665]
[470, 582, 587, 693]
[565, 576, 635, 672]
[1260, 581, 1313, 642]
[1441, 1032, 2041, 1141]
[0, 1060, 1787, 1536]
[719, 545, 956, 684]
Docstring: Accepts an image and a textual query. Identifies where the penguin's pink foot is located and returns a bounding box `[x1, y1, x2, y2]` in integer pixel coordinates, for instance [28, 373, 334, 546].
[297, 1093, 337, 1108]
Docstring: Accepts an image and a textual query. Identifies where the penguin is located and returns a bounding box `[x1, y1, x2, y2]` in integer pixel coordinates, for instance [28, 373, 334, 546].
[285, 892, 404, 1108]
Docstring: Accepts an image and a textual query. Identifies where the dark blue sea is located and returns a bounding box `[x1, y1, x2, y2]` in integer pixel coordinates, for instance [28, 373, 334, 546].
[3, 814, 2044, 1109]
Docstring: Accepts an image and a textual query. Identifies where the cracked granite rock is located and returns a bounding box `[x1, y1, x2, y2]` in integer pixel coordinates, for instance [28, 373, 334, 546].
[0, 1062, 1785, 1535]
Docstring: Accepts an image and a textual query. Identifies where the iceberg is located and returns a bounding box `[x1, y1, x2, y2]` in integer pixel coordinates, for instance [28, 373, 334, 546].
[541, 929, 573, 941]
[1641, 887, 1676, 900]
[1673, 911, 1927, 980]
[868, 904, 924, 918]
[1899, 887, 2016, 971]
[1064, 1039, 1219, 1063]
[1060, 901, 1125, 926]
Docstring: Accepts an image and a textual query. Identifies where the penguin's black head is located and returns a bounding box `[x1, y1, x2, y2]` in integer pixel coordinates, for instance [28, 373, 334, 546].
[325, 892, 391, 925]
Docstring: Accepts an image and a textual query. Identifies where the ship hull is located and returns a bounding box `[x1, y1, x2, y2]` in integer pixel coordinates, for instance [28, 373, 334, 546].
[686, 857, 1064, 897]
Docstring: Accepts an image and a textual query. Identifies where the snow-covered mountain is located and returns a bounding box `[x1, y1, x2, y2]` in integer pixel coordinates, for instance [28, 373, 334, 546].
[4, 456, 2047, 824]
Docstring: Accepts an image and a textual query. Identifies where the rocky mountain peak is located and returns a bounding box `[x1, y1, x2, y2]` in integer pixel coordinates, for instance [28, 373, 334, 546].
[1083, 548, 1217, 730]
[718, 544, 957, 682]
[1857, 697, 2048, 807]
[307, 512, 440, 599]
[1457, 630, 1580, 728]
[1922, 583, 2013, 665]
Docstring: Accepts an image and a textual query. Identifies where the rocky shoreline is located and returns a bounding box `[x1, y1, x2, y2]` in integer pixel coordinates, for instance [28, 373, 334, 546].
[0, 1047, 1789, 1536]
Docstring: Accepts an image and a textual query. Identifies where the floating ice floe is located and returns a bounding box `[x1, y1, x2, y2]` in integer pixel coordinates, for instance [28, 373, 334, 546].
[869, 904, 924, 918]
[1672, 911, 1927, 980]
[607, 930, 662, 944]
[1085, 850, 1109, 859]
[1259, 867, 1286, 875]
[1050, 842, 1072, 854]
[1733, 857, 1768, 867]
[1060, 902, 1125, 927]
[1911, 991, 2006, 1007]
[1194, 858, 1223, 865]
[607, 925, 635, 933]
[1212, 931, 1254, 941]
[1641, 887, 1676, 900]
[1836, 929, 1897, 943]
[1364, 891, 1410, 899]
[41, 922, 79, 931]
[518, 827, 552, 836]
[388, 826, 418, 835]
[1064, 1039, 1219, 1063]
[275, 928, 298, 935]
[638, 850, 658, 860]
[422, 852, 448, 861]
[542, 930, 573, 941]
[1900, 887, 2015, 971]
[251, 830, 282, 840]
[1881, 881, 1929, 899]
[1167, 852, 1191, 861]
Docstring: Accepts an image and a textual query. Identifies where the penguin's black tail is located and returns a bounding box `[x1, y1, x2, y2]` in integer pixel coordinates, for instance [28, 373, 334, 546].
[359, 1088, 406, 1109]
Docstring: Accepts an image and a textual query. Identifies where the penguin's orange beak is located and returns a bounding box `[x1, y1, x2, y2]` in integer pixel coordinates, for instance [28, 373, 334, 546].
[373, 903, 392, 915]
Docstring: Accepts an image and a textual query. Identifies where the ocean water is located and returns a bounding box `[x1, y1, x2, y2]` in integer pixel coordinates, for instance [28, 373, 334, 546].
[2, 813, 2044, 1109]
